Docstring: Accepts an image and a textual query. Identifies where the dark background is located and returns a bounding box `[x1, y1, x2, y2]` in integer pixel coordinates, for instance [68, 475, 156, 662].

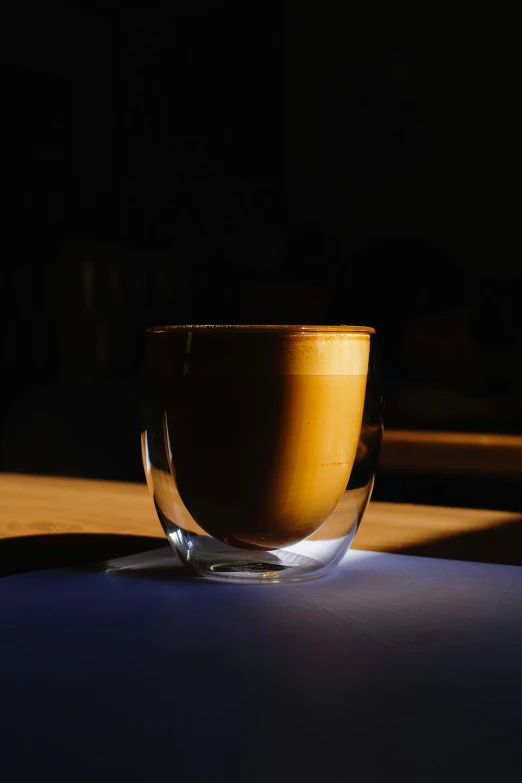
[1, 1, 522, 504]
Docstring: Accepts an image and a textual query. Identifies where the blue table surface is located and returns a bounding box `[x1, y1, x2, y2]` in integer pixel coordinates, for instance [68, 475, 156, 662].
[2, 547, 522, 782]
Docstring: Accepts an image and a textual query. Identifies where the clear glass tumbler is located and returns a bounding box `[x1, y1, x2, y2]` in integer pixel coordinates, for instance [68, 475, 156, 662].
[141, 325, 381, 583]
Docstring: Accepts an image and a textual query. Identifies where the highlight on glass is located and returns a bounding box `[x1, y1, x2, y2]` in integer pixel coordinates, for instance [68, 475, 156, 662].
[141, 325, 382, 583]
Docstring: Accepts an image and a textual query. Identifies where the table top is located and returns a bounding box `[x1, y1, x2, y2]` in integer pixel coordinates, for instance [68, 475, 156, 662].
[3, 473, 522, 781]
[1, 472, 522, 571]
[2, 546, 522, 782]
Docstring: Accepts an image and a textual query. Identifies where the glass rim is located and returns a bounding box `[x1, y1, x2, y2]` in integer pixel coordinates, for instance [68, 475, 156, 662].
[147, 324, 376, 335]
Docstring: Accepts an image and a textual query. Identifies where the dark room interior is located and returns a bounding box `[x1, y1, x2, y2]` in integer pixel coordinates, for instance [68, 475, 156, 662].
[2, 1, 522, 502]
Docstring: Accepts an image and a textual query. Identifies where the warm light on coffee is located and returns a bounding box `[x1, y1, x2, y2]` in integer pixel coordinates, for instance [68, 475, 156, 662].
[142, 324, 381, 582]
[159, 328, 370, 549]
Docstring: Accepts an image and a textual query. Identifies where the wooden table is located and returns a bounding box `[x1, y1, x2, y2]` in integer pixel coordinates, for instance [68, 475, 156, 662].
[2, 473, 522, 573]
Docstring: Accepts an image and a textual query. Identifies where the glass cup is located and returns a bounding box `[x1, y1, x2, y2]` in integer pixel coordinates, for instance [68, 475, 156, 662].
[141, 325, 381, 583]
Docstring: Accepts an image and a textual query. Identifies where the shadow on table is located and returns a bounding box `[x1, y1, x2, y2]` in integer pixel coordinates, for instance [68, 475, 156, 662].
[3, 515, 522, 579]
[0, 534, 166, 578]
[106, 560, 209, 583]
[358, 514, 522, 567]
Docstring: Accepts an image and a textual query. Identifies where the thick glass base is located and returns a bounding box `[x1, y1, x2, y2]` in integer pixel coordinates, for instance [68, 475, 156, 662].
[199, 567, 325, 585]
[193, 558, 325, 585]
[170, 533, 330, 584]
[156, 494, 366, 584]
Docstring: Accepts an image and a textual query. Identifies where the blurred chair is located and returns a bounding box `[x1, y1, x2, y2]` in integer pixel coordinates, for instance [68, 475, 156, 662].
[381, 429, 522, 479]
[375, 428, 522, 512]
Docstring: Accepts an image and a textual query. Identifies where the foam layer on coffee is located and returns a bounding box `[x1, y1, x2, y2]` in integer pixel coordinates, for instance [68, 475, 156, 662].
[274, 332, 370, 376]
[181, 330, 370, 378]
